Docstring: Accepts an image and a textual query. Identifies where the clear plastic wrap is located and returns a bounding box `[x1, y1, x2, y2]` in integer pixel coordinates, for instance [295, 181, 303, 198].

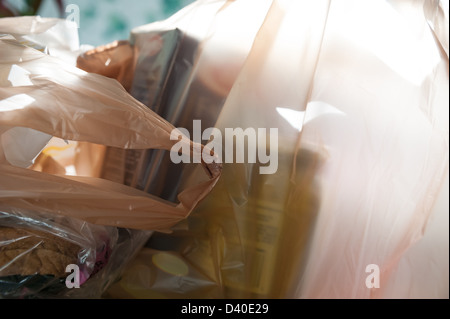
[0, 207, 151, 299]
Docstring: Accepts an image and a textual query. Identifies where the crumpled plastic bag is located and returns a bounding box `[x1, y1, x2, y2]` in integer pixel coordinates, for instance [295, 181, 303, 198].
[0, 31, 221, 231]
[0, 15, 221, 299]
[90, 0, 448, 299]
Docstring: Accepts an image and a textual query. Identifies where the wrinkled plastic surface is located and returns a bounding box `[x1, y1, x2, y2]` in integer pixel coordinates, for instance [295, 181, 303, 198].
[0, 15, 85, 64]
[98, 0, 448, 299]
[0, 15, 221, 298]
[0, 20, 221, 231]
[0, 207, 151, 299]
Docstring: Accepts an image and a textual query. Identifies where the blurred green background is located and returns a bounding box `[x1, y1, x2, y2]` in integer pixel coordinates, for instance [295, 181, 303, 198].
[1, 0, 195, 46]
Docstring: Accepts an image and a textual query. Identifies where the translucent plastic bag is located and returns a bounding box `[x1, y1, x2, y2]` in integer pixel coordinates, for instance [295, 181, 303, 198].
[0, 29, 221, 231]
[0, 16, 221, 299]
[98, 0, 448, 299]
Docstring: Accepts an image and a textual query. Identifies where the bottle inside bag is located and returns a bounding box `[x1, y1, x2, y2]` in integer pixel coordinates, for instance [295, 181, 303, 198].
[189, 145, 323, 298]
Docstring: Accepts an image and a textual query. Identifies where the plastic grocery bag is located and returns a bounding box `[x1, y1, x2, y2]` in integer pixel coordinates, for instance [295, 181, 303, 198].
[76, 1, 272, 202]
[0, 16, 221, 299]
[99, 0, 448, 299]
[0, 32, 221, 231]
